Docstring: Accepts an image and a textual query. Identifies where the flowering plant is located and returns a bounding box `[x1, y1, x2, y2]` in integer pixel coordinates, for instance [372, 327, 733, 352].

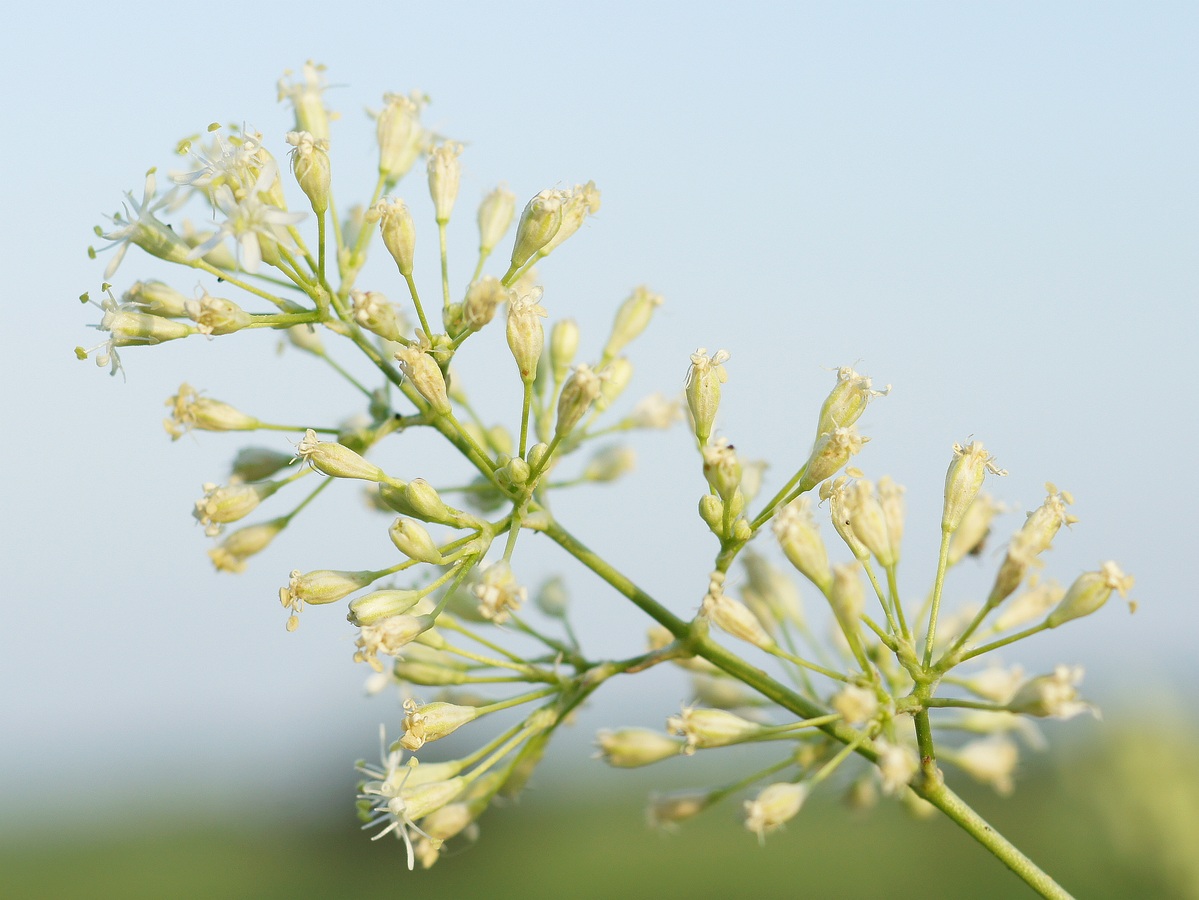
[77, 62, 1133, 897]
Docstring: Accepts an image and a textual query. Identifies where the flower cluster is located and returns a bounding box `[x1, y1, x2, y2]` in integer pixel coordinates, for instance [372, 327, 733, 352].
[77, 63, 1134, 894]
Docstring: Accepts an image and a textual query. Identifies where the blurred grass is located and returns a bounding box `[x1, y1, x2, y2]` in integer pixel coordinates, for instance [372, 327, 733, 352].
[5, 719, 1197, 899]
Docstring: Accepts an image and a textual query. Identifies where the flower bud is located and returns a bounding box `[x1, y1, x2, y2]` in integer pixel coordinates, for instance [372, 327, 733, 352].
[389, 518, 444, 564]
[550, 318, 579, 385]
[773, 498, 832, 594]
[230, 447, 295, 481]
[1007, 665, 1093, 719]
[506, 287, 547, 383]
[647, 790, 716, 828]
[281, 568, 375, 608]
[555, 364, 603, 438]
[667, 706, 763, 754]
[525, 442, 551, 473]
[296, 429, 387, 481]
[510, 189, 566, 271]
[124, 280, 189, 317]
[401, 478, 457, 525]
[536, 181, 600, 259]
[845, 479, 896, 567]
[1045, 562, 1134, 628]
[876, 476, 905, 564]
[832, 684, 880, 726]
[595, 728, 683, 768]
[395, 344, 451, 415]
[427, 143, 462, 223]
[994, 579, 1065, 632]
[477, 185, 516, 255]
[815, 367, 889, 438]
[685, 348, 729, 446]
[943, 441, 1007, 534]
[208, 517, 287, 573]
[829, 562, 865, 641]
[394, 660, 470, 686]
[350, 290, 405, 342]
[741, 551, 805, 633]
[602, 286, 663, 363]
[461, 277, 505, 332]
[285, 131, 331, 215]
[947, 494, 1004, 566]
[701, 574, 774, 650]
[367, 198, 416, 276]
[595, 357, 633, 412]
[185, 294, 252, 336]
[376, 91, 425, 185]
[277, 61, 331, 141]
[744, 782, 808, 841]
[582, 445, 636, 483]
[193, 480, 280, 537]
[347, 589, 424, 627]
[701, 439, 742, 504]
[534, 576, 569, 618]
[698, 494, 725, 533]
[164, 383, 260, 440]
[798, 428, 867, 492]
[401, 699, 477, 750]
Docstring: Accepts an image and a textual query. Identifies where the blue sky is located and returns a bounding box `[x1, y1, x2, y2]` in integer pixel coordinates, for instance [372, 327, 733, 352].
[2, 2, 1196, 824]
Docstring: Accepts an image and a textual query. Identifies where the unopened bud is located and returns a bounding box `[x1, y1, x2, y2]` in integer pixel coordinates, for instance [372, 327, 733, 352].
[816, 367, 889, 437]
[510, 189, 566, 271]
[1046, 562, 1134, 628]
[595, 728, 683, 767]
[395, 344, 451, 415]
[685, 348, 729, 446]
[185, 294, 252, 336]
[596, 357, 633, 411]
[462, 277, 505, 332]
[582, 445, 636, 482]
[555, 364, 603, 438]
[478, 185, 516, 255]
[427, 143, 462, 223]
[773, 498, 832, 594]
[230, 447, 295, 481]
[389, 518, 444, 564]
[829, 563, 865, 641]
[602, 286, 662, 362]
[376, 91, 425, 185]
[799, 428, 867, 493]
[550, 318, 579, 385]
[947, 494, 1004, 565]
[506, 287, 547, 382]
[285, 131, 331, 215]
[347, 589, 424, 626]
[943, 441, 1007, 534]
[367, 198, 416, 276]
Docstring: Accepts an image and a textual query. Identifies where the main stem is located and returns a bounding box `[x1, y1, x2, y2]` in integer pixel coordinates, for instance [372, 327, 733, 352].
[542, 518, 1074, 900]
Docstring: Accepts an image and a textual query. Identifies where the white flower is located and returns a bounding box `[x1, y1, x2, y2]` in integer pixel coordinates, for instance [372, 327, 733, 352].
[875, 739, 920, 796]
[473, 561, 526, 623]
[744, 782, 809, 842]
[94, 169, 189, 279]
[953, 736, 1020, 795]
[185, 162, 305, 273]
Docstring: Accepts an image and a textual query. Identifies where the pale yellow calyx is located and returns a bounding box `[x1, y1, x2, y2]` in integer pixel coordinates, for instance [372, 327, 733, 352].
[1045, 562, 1134, 628]
[394, 342, 451, 416]
[799, 427, 867, 492]
[193, 481, 275, 536]
[773, 497, 832, 594]
[952, 736, 1020, 795]
[285, 130, 331, 215]
[821, 477, 870, 562]
[537, 180, 600, 259]
[278, 61, 332, 140]
[208, 518, 286, 573]
[700, 572, 775, 650]
[461, 277, 506, 332]
[427, 142, 463, 223]
[602, 285, 663, 362]
[376, 90, 427, 185]
[296, 429, 387, 482]
[549, 318, 579, 385]
[352, 612, 437, 667]
[400, 699, 478, 751]
[684, 348, 729, 446]
[647, 790, 715, 829]
[744, 782, 809, 842]
[947, 493, 1005, 566]
[473, 561, 526, 624]
[477, 185, 516, 254]
[348, 590, 426, 629]
[595, 728, 684, 768]
[630, 392, 684, 430]
[368, 198, 416, 276]
[1007, 665, 1094, 719]
[164, 383, 259, 440]
[388, 518, 444, 564]
[942, 440, 1007, 534]
[701, 438, 742, 503]
[816, 366, 889, 437]
[832, 684, 880, 726]
[875, 739, 920, 796]
[185, 293, 252, 336]
[510, 189, 567, 270]
[555, 363, 604, 438]
[667, 705, 762, 754]
[506, 287, 548, 382]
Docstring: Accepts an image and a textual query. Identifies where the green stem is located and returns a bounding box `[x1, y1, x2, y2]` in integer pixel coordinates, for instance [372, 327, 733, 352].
[922, 531, 952, 666]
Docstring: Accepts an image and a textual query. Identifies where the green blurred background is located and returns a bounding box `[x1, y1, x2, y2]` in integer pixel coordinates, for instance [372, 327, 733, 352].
[6, 718, 1198, 899]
